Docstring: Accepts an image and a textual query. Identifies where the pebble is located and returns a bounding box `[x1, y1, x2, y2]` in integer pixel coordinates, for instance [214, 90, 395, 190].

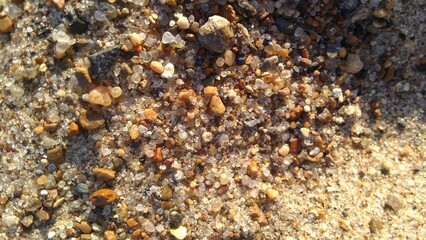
[68, 15, 89, 34]
[75, 67, 92, 86]
[169, 211, 183, 228]
[130, 32, 143, 46]
[265, 188, 279, 200]
[202, 132, 214, 143]
[161, 63, 175, 79]
[385, 194, 404, 212]
[369, 217, 384, 233]
[89, 45, 121, 78]
[278, 144, 290, 157]
[126, 218, 139, 228]
[203, 86, 218, 96]
[129, 124, 140, 140]
[150, 61, 164, 73]
[87, 86, 112, 106]
[224, 50, 236, 66]
[20, 215, 34, 228]
[37, 175, 48, 185]
[79, 109, 105, 130]
[275, 17, 294, 34]
[104, 230, 117, 240]
[144, 108, 158, 120]
[90, 189, 119, 207]
[170, 226, 187, 240]
[247, 161, 259, 177]
[209, 96, 226, 116]
[161, 183, 173, 200]
[34, 126, 44, 135]
[345, 54, 364, 74]
[47, 146, 65, 165]
[176, 16, 190, 30]
[152, 147, 163, 163]
[76, 183, 89, 194]
[50, 0, 65, 9]
[67, 121, 80, 137]
[198, 15, 234, 53]
[4, 215, 19, 228]
[36, 208, 50, 221]
[79, 221, 92, 234]
[92, 168, 116, 181]
[0, 16, 13, 33]
[109, 86, 122, 98]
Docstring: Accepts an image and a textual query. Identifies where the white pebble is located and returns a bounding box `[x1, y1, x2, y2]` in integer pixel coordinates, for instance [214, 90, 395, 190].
[176, 16, 190, 30]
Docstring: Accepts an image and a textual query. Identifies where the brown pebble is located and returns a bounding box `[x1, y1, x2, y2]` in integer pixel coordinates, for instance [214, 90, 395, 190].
[34, 126, 44, 135]
[36, 208, 50, 221]
[50, 0, 65, 9]
[104, 230, 117, 240]
[144, 109, 157, 121]
[126, 218, 139, 229]
[209, 96, 226, 116]
[161, 183, 173, 200]
[265, 188, 279, 200]
[150, 61, 164, 74]
[47, 146, 65, 165]
[75, 67, 92, 87]
[90, 189, 119, 207]
[203, 86, 218, 96]
[67, 121, 80, 137]
[37, 175, 48, 185]
[247, 161, 259, 177]
[217, 185, 229, 195]
[92, 168, 116, 181]
[152, 147, 163, 163]
[79, 221, 92, 234]
[129, 124, 140, 140]
[385, 194, 404, 212]
[369, 217, 384, 233]
[0, 16, 13, 33]
[87, 86, 112, 106]
[44, 122, 59, 132]
[79, 109, 105, 130]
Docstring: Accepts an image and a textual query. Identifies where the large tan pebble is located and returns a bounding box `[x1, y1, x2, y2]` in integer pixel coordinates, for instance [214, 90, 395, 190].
[90, 189, 118, 207]
[209, 96, 226, 116]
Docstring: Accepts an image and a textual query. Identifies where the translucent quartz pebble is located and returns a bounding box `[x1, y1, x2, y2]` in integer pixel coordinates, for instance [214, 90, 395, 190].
[162, 31, 175, 44]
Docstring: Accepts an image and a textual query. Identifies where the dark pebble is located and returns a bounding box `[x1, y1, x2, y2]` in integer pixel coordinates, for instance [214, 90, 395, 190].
[89, 45, 121, 78]
[68, 17, 89, 34]
[275, 17, 294, 34]
[76, 183, 89, 194]
[169, 211, 183, 228]
[235, 51, 246, 66]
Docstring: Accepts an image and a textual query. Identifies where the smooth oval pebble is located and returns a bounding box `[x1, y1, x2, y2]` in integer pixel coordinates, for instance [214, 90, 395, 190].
[90, 189, 119, 206]
[209, 96, 226, 116]
[150, 61, 164, 73]
[92, 168, 116, 181]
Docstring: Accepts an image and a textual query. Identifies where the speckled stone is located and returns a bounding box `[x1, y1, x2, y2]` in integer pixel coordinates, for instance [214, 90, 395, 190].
[89, 45, 121, 78]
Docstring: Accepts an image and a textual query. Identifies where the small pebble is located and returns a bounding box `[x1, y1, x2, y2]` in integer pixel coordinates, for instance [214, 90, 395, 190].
[161, 183, 173, 200]
[265, 188, 279, 200]
[0, 16, 13, 33]
[50, 0, 65, 9]
[385, 194, 404, 212]
[76, 183, 89, 194]
[198, 15, 234, 53]
[37, 175, 48, 185]
[278, 144, 290, 157]
[369, 217, 384, 233]
[79, 109, 105, 130]
[126, 218, 139, 228]
[129, 124, 140, 140]
[209, 96, 226, 116]
[90, 189, 119, 207]
[47, 146, 65, 165]
[92, 168, 116, 181]
[203, 86, 218, 96]
[150, 61, 164, 73]
[75, 67, 92, 86]
[79, 221, 92, 234]
[67, 121, 80, 137]
[104, 230, 117, 240]
[87, 86, 112, 106]
[176, 16, 190, 30]
[170, 226, 187, 240]
[144, 108, 157, 120]
[247, 161, 259, 177]
[345, 54, 364, 74]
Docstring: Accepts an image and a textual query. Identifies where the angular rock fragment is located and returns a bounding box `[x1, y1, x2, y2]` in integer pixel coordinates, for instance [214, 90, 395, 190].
[89, 45, 121, 78]
[198, 15, 234, 53]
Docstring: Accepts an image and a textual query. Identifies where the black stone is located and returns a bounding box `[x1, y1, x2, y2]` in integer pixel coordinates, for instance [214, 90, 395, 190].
[275, 17, 295, 34]
[169, 212, 183, 228]
[68, 18, 88, 34]
[89, 45, 121, 78]
[236, 51, 246, 66]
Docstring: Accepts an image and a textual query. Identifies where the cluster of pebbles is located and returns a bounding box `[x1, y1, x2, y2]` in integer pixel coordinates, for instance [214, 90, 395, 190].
[0, 0, 424, 239]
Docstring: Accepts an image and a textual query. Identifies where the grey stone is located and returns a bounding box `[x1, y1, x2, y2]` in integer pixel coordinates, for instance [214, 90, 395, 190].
[198, 15, 234, 53]
[89, 45, 121, 78]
